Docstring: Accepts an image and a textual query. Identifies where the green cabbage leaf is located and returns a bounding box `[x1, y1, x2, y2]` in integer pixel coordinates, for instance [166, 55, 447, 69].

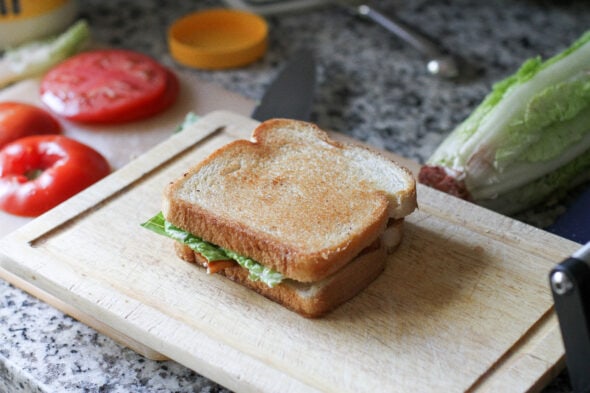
[0, 20, 90, 88]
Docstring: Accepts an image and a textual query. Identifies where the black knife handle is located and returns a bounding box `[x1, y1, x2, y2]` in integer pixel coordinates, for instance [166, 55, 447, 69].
[550, 243, 590, 393]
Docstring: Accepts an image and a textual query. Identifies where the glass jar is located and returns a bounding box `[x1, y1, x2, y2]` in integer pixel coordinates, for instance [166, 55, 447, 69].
[0, 0, 78, 49]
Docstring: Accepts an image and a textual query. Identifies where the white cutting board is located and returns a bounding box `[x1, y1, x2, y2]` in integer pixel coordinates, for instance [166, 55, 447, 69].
[0, 72, 255, 236]
[0, 109, 579, 393]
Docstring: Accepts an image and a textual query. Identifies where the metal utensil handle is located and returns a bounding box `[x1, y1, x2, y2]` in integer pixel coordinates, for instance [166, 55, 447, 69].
[356, 4, 443, 59]
[352, 3, 459, 78]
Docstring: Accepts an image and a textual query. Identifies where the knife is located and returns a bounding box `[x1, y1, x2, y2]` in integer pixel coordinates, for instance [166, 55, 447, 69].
[549, 242, 590, 393]
[547, 184, 590, 245]
[548, 184, 590, 393]
[251, 49, 316, 122]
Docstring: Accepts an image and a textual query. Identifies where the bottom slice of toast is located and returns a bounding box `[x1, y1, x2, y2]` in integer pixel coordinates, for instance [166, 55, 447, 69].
[174, 220, 404, 318]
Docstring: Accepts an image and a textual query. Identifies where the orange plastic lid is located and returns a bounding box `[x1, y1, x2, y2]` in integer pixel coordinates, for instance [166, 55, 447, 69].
[168, 8, 268, 70]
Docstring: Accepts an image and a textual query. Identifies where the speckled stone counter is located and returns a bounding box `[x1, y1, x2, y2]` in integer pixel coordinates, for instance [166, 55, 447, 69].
[1, 0, 589, 391]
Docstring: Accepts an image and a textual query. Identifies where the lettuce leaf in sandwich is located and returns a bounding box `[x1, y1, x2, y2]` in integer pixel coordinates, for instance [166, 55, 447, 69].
[142, 212, 284, 287]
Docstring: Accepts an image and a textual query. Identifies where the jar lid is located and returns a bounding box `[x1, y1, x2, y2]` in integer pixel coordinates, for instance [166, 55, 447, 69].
[168, 8, 268, 70]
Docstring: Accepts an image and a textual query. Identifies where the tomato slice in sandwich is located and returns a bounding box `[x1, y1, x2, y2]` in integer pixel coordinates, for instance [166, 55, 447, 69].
[40, 49, 179, 124]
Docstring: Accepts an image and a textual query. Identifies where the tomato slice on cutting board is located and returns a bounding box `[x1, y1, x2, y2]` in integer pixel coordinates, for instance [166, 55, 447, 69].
[0, 102, 62, 148]
[40, 49, 179, 124]
[112, 68, 180, 123]
[0, 135, 111, 217]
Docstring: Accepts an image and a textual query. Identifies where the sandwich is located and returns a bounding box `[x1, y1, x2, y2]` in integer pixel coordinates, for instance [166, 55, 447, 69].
[143, 119, 417, 317]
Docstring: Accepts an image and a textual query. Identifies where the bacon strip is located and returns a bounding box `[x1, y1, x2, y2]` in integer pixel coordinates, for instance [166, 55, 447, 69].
[207, 260, 237, 274]
[190, 251, 238, 274]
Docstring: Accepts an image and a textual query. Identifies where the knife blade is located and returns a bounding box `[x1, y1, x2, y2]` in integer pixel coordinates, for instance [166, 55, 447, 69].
[547, 184, 590, 244]
[251, 49, 316, 122]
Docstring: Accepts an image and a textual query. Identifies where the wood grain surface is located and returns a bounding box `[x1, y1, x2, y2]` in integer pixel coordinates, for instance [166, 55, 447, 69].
[0, 110, 580, 393]
[0, 72, 255, 237]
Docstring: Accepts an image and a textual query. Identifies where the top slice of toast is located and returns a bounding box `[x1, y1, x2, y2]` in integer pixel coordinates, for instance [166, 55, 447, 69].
[162, 119, 417, 282]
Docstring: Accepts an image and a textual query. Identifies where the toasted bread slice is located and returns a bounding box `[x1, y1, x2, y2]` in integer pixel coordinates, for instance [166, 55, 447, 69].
[174, 221, 403, 318]
[162, 119, 417, 283]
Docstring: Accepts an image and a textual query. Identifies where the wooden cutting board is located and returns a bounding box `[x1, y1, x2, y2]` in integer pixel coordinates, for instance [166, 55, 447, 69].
[0, 72, 256, 237]
[0, 110, 580, 393]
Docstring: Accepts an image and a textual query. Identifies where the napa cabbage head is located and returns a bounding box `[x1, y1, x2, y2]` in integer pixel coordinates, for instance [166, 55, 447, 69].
[424, 31, 590, 213]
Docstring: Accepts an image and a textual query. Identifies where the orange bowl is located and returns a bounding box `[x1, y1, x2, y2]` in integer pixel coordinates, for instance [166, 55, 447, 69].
[168, 9, 268, 70]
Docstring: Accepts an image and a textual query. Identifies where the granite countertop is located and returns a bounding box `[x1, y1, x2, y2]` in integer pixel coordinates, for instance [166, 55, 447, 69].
[1, 0, 589, 391]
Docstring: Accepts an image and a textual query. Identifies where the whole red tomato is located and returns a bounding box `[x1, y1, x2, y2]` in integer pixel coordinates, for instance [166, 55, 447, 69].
[0, 102, 62, 148]
[0, 135, 110, 217]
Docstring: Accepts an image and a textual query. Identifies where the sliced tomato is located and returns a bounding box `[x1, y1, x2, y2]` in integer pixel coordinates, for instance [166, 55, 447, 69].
[40, 49, 178, 124]
[0, 102, 62, 148]
[102, 69, 180, 123]
[0, 135, 111, 217]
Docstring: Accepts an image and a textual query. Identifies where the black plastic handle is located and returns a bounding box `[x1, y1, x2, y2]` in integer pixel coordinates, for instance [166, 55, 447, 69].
[550, 243, 590, 393]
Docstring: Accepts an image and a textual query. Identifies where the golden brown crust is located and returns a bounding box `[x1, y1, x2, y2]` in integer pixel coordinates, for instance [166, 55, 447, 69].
[163, 119, 416, 283]
[174, 240, 388, 318]
[165, 195, 388, 282]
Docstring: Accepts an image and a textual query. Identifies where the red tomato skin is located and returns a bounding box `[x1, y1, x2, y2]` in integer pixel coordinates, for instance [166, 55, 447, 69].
[40, 49, 178, 124]
[0, 135, 110, 217]
[105, 69, 180, 123]
[0, 102, 62, 148]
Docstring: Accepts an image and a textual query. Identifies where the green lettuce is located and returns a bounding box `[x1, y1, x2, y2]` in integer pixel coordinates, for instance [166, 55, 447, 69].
[478, 149, 590, 213]
[0, 19, 90, 88]
[424, 31, 590, 214]
[174, 112, 199, 133]
[141, 212, 284, 287]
